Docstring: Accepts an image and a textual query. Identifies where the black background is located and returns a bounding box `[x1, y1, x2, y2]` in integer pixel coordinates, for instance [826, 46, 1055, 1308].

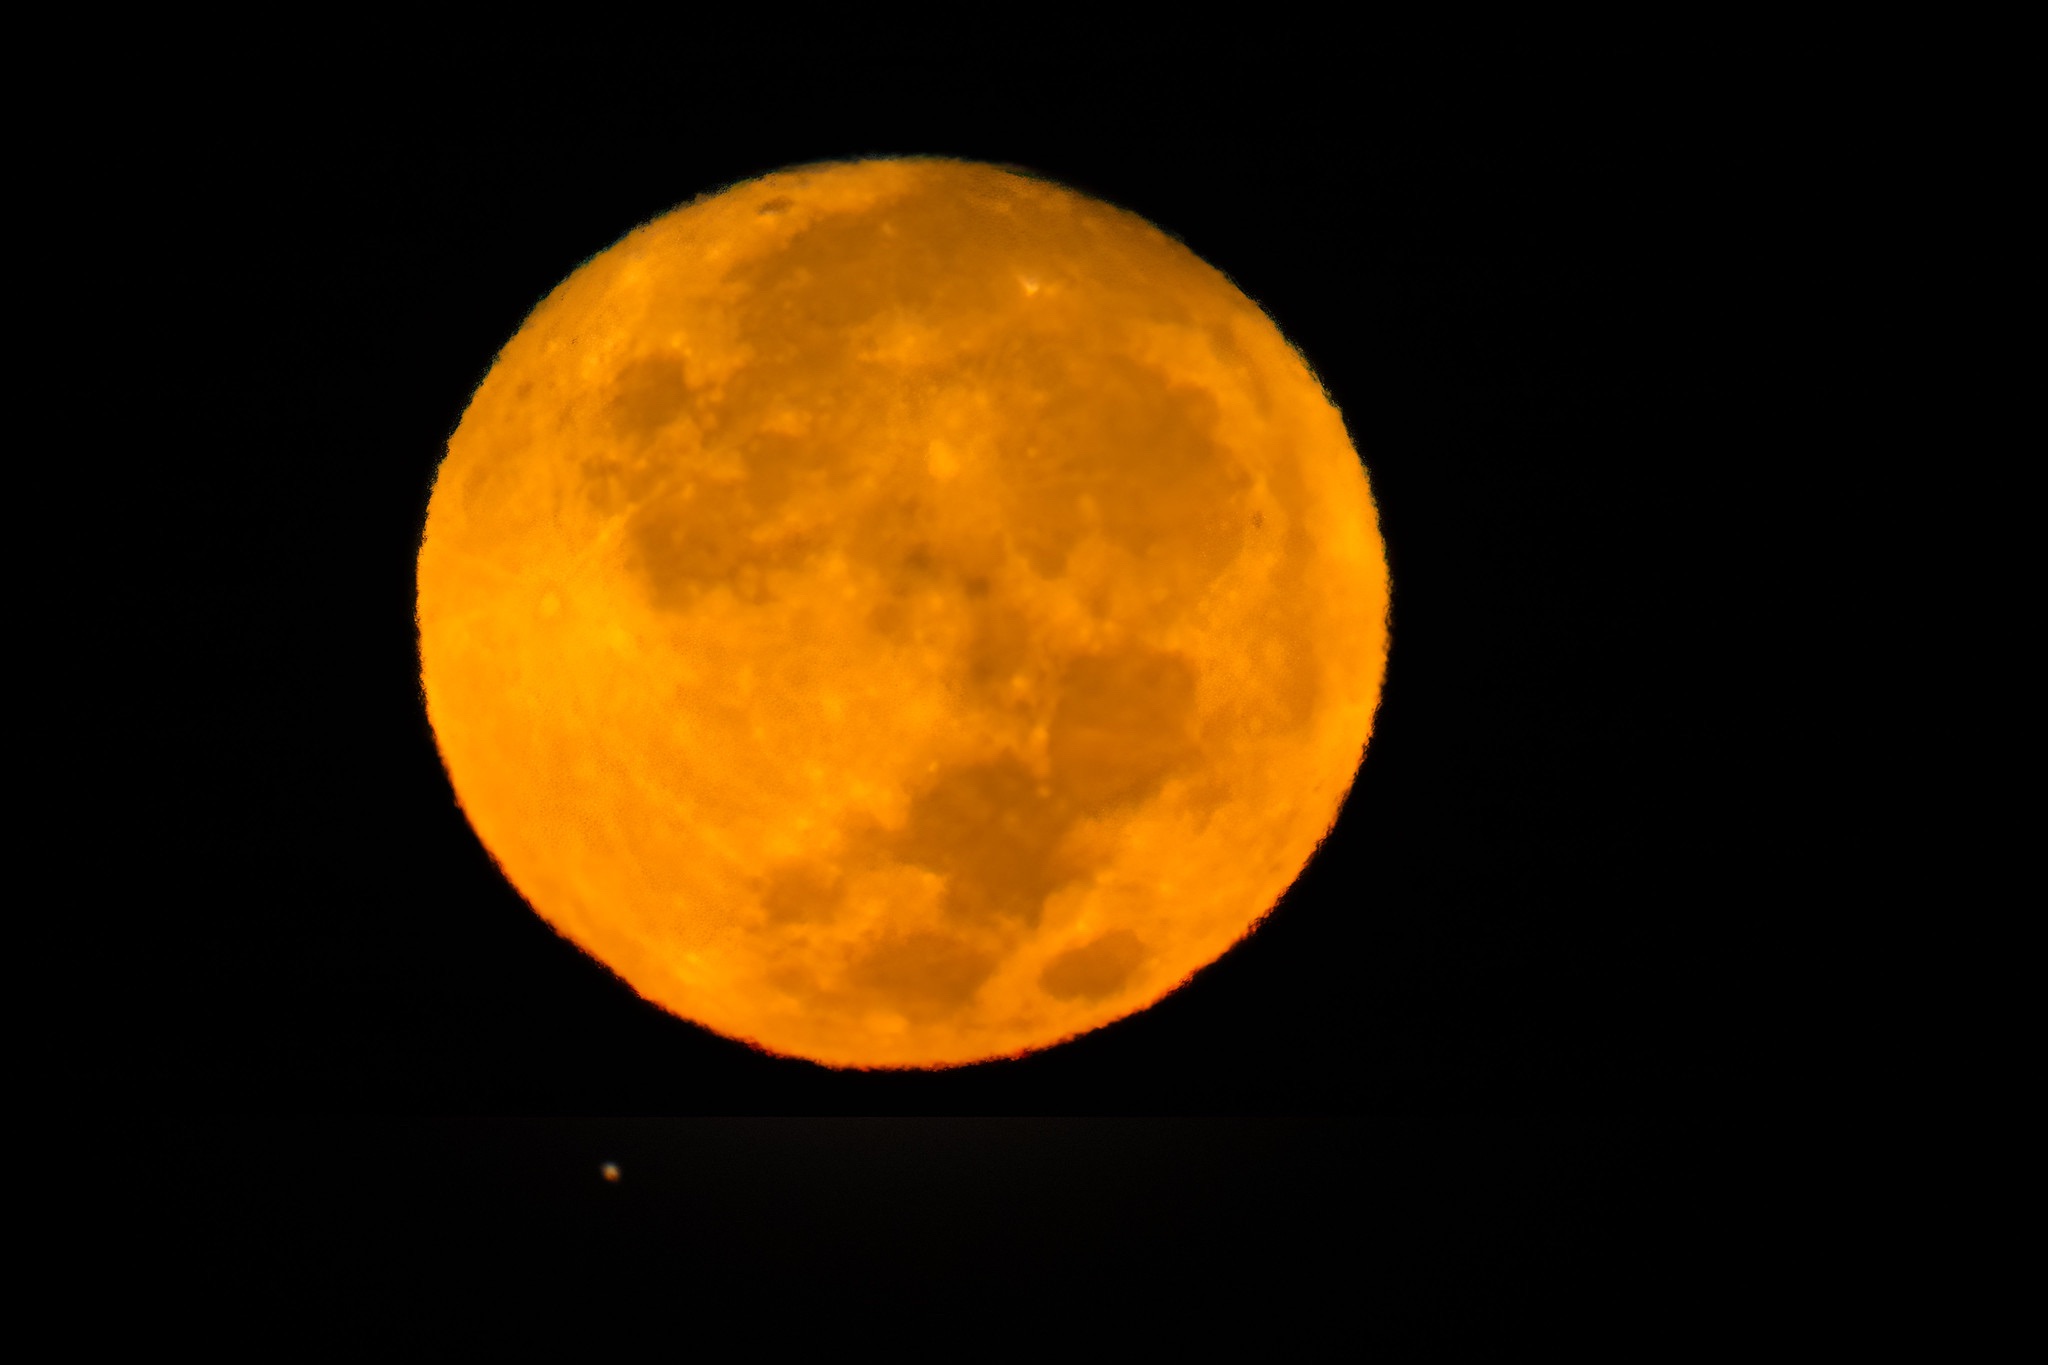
[120, 29, 1737, 1356]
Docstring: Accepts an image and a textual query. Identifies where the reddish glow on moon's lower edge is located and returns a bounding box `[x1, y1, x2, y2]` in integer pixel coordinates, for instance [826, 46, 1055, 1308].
[416, 158, 1389, 1068]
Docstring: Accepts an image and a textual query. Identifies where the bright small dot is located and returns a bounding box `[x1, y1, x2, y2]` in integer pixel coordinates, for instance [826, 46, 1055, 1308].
[601, 1162, 621, 1182]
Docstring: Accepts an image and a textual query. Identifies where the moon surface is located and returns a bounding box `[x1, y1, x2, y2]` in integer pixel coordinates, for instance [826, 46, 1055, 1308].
[416, 158, 1389, 1068]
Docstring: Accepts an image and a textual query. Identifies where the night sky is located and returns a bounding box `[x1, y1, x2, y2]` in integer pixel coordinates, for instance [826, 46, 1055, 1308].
[121, 31, 1734, 1355]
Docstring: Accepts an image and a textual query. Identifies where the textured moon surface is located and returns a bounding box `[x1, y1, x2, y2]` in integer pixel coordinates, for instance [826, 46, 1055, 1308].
[417, 158, 1389, 1068]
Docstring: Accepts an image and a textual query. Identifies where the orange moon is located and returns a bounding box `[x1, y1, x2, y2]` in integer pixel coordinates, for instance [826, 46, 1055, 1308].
[416, 158, 1389, 1069]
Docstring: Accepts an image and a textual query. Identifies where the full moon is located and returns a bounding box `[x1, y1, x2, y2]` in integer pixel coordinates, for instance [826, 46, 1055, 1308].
[417, 158, 1389, 1068]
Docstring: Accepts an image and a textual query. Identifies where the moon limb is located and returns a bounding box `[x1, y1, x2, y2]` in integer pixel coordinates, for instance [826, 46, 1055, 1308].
[417, 158, 1388, 1068]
